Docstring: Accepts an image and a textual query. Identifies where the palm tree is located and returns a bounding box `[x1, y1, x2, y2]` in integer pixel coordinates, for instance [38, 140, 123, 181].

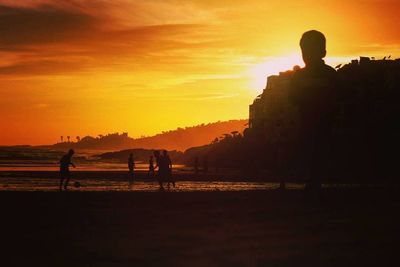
[61, 136, 63, 142]
[76, 136, 80, 142]
[67, 136, 70, 142]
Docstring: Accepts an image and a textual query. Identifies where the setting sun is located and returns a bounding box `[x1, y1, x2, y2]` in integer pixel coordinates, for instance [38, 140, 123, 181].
[247, 54, 304, 91]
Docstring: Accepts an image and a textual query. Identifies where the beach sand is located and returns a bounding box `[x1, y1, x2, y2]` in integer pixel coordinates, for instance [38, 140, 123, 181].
[1, 189, 399, 266]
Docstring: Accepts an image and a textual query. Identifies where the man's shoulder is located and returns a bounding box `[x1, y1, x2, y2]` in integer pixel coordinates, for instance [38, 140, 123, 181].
[291, 67, 306, 80]
[322, 64, 337, 75]
[293, 63, 337, 79]
[300, 63, 336, 73]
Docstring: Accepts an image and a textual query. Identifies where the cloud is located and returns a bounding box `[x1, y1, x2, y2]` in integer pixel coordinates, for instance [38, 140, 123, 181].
[0, 1, 223, 76]
[2, 0, 398, 78]
[122, 91, 240, 101]
[0, 59, 87, 75]
[0, 4, 100, 48]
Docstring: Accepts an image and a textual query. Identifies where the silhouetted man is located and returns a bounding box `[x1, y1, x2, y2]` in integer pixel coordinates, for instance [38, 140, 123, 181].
[148, 155, 155, 178]
[59, 149, 76, 191]
[128, 153, 135, 185]
[289, 30, 338, 198]
[161, 150, 174, 189]
[154, 150, 164, 190]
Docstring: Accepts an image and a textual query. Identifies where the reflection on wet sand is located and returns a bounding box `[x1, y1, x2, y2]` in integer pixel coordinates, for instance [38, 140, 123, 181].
[0, 177, 305, 192]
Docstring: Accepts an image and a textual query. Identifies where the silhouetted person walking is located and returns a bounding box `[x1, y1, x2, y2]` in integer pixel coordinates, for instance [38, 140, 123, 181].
[128, 153, 135, 186]
[148, 155, 155, 178]
[154, 150, 164, 191]
[59, 149, 76, 191]
[289, 30, 338, 199]
[161, 150, 174, 189]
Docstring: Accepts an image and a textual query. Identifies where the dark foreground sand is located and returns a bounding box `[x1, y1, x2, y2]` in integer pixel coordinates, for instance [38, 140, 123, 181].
[1, 189, 399, 266]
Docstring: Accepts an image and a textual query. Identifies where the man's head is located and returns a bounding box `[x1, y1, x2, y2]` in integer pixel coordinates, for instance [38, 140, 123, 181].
[300, 30, 326, 66]
[68, 149, 74, 155]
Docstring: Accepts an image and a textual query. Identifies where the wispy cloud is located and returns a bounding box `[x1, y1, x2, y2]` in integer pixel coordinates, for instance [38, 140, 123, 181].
[0, 1, 225, 76]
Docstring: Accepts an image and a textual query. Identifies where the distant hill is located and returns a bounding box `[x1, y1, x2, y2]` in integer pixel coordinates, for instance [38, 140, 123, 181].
[50, 120, 248, 151]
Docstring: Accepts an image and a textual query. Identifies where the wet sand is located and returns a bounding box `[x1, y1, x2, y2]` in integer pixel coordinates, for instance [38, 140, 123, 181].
[1, 188, 399, 266]
[0, 170, 260, 181]
[0, 169, 375, 183]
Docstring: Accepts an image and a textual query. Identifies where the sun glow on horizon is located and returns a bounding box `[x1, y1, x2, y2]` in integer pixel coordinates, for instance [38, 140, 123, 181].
[247, 54, 358, 92]
[248, 53, 304, 91]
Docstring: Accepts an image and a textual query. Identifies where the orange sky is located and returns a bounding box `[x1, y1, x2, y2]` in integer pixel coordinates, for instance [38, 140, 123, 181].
[0, 0, 399, 145]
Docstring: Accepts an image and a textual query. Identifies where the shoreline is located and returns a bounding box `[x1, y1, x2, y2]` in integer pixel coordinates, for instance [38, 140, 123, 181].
[0, 169, 290, 182]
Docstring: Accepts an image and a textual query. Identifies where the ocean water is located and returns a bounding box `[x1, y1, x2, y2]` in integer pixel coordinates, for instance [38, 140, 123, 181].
[0, 163, 184, 171]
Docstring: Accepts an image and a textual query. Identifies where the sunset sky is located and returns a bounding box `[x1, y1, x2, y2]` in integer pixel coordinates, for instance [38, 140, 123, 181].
[0, 0, 399, 145]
